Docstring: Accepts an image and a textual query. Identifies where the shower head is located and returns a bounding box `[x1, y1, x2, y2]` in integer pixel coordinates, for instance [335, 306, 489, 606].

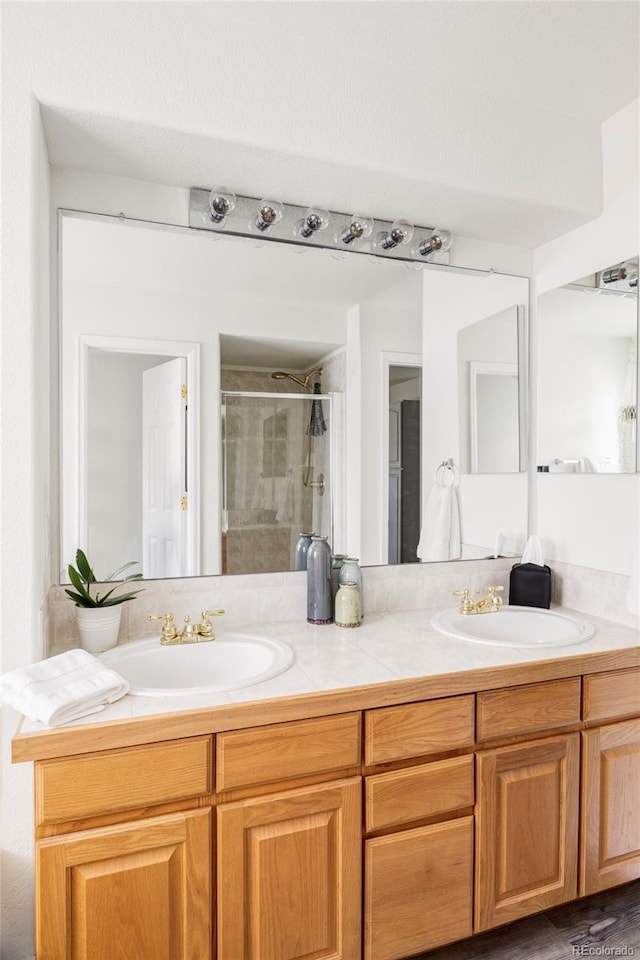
[270, 368, 323, 392]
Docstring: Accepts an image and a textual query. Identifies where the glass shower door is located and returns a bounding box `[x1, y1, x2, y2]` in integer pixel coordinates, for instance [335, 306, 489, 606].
[222, 392, 332, 574]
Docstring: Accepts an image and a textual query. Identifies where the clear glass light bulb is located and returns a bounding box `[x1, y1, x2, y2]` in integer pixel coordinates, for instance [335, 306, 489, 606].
[297, 207, 330, 239]
[375, 219, 414, 250]
[254, 199, 284, 232]
[207, 187, 236, 225]
[414, 228, 453, 258]
[340, 215, 374, 245]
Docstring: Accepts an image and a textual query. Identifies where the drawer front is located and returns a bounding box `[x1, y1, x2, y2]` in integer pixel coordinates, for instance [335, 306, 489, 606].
[365, 754, 474, 832]
[216, 713, 361, 792]
[583, 668, 640, 723]
[365, 695, 475, 766]
[477, 677, 581, 741]
[36, 736, 213, 826]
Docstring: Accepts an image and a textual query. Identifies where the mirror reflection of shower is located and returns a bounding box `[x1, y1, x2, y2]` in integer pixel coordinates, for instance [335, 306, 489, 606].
[271, 369, 326, 495]
[222, 369, 332, 575]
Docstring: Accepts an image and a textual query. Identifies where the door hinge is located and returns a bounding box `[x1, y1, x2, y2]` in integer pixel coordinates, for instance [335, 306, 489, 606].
[181, 384, 188, 400]
[180, 495, 188, 511]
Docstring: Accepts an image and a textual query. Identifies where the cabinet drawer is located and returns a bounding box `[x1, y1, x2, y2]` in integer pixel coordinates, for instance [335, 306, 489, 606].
[365, 754, 474, 832]
[36, 736, 212, 826]
[583, 668, 640, 723]
[216, 713, 361, 792]
[477, 677, 580, 741]
[365, 695, 474, 766]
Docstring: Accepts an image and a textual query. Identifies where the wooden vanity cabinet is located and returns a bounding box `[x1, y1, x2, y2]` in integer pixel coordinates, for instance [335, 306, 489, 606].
[36, 808, 212, 960]
[218, 777, 362, 960]
[580, 667, 640, 896]
[475, 732, 580, 931]
[216, 713, 363, 960]
[474, 678, 582, 931]
[21, 661, 640, 960]
[33, 736, 214, 960]
[363, 696, 476, 960]
[580, 718, 640, 895]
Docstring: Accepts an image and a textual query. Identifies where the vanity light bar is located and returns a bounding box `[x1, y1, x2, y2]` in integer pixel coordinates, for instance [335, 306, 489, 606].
[189, 188, 453, 265]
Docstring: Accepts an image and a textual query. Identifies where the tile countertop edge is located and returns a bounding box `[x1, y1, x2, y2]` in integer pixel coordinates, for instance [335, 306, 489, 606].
[11, 624, 640, 763]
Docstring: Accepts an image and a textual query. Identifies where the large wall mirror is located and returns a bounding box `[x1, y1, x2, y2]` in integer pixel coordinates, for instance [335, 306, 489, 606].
[537, 258, 638, 474]
[58, 212, 530, 581]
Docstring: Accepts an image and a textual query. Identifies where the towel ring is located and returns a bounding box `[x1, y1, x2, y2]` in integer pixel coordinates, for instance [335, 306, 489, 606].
[435, 458, 458, 485]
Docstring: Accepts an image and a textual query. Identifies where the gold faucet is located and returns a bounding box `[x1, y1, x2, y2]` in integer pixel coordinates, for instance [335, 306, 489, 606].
[149, 609, 226, 644]
[452, 586, 503, 615]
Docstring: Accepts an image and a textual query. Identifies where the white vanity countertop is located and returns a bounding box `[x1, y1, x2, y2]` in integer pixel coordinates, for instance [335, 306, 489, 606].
[15, 604, 640, 742]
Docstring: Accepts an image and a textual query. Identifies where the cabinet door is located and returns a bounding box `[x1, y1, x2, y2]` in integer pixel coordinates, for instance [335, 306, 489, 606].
[365, 817, 473, 960]
[217, 777, 361, 960]
[36, 808, 211, 960]
[475, 733, 579, 931]
[581, 718, 640, 895]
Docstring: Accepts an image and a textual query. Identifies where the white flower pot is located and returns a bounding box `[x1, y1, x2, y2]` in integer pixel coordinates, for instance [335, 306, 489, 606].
[76, 606, 123, 655]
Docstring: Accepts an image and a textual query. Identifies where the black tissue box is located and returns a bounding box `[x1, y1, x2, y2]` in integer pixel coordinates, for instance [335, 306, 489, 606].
[509, 562, 551, 609]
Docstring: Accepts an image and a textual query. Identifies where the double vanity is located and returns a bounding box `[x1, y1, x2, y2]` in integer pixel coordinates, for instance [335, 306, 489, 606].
[12, 601, 640, 960]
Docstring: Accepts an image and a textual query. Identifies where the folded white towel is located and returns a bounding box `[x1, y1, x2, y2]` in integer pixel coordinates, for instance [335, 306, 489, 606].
[0, 649, 129, 727]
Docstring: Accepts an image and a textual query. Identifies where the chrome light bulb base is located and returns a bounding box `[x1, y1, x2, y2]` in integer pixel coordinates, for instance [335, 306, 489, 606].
[207, 187, 236, 226]
[339, 215, 374, 245]
[295, 207, 330, 239]
[375, 219, 414, 251]
[414, 228, 453, 258]
[254, 199, 284, 233]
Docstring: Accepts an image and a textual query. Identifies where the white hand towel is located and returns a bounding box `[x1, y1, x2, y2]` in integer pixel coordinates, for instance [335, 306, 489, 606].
[417, 468, 461, 561]
[0, 649, 129, 727]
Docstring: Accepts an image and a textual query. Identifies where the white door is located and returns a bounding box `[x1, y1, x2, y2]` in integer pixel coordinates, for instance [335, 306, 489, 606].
[142, 358, 188, 578]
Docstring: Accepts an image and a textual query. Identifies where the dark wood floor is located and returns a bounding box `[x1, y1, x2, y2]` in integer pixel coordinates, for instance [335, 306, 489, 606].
[408, 881, 640, 960]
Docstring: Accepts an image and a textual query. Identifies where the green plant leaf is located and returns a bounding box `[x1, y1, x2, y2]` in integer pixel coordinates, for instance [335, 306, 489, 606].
[99, 583, 144, 605]
[99, 589, 144, 606]
[105, 560, 142, 582]
[67, 565, 93, 603]
[64, 588, 96, 608]
[75, 549, 96, 584]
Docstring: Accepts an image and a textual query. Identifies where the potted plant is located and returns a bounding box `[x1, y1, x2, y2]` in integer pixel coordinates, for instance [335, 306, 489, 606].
[66, 549, 143, 655]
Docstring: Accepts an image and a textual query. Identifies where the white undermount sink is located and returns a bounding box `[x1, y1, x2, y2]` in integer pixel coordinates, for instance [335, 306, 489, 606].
[430, 605, 595, 648]
[100, 633, 295, 696]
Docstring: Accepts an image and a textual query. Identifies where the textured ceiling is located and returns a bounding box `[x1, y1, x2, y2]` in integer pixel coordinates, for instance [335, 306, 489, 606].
[6, 2, 639, 247]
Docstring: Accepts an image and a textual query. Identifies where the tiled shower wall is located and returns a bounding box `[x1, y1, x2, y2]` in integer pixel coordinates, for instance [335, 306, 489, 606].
[221, 364, 338, 574]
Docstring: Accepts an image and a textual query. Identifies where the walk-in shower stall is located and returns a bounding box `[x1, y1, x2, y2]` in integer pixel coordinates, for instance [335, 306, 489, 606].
[221, 387, 332, 574]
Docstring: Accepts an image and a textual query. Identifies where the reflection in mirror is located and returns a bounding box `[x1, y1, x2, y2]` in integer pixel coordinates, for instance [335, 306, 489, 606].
[457, 307, 522, 474]
[59, 212, 530, 581]
[421, 270, 529, 561]
[388, 365, 422, 564]
[537, 259, 638, 473]
[221, 390, 332, 575]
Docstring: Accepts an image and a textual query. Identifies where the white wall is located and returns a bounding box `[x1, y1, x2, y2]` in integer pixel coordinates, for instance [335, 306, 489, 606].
[532, 100, 639, 575]
[1, 97, 50, 959]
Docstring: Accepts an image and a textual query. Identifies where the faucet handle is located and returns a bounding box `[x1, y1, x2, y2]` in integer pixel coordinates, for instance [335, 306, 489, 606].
[149, 613, 178, 642]
[452, 589, 474, 614]
[198, 608, 226, 638]
[488, 585, 504, 608]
